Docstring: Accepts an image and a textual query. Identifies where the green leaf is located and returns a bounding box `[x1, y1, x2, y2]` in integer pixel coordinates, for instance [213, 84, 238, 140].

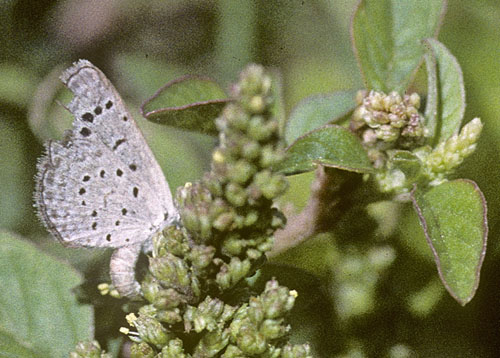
[351, 0, 446, 92]
[423, 38, 466, 145]
[410, 180, 488, 306]
[0, 232, 93, 357]
[141, 76, 230, 135]
[276, 124, 373, 175]
[0, 328, 37, 358]
[285, 90, 358, 145]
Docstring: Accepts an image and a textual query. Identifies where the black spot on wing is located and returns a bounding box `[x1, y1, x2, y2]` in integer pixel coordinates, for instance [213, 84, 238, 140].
[82, 112, 94, 123]
[80, 127, 91, 137]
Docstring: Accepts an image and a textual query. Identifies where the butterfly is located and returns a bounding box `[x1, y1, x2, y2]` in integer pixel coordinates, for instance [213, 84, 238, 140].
[35, 60, 178, 298]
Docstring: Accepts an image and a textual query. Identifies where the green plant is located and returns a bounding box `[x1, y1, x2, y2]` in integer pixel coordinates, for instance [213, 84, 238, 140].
[276, 0, 487, 308]
[0, 1, 493, 357]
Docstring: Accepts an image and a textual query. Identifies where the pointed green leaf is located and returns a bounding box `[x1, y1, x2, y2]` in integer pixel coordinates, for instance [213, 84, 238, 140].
[285, 90, 358, 145]
[423, 38, 466, 145]
[0, 232, 93, 357]
[276, 124, 373, 175]
[351, 0, 446, 92]
[410, 180, 488, 305]
[141, 75, 230, 135]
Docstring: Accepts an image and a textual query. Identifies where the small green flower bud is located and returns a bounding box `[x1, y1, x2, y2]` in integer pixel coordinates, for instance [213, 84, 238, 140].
[376, 124, 399, 142]
[216, 258, 252, 289]
[203, 173, 224, 196]
[248, 95, 266, 114]
[237, 64, 269, 97]
[244, 210, 259, 226]
[193, 328, 231, 357]
[389, 103, 405, 118]
[260, 144, 279, 168]
[70, 341, 111, 358]
[362, 128, 377, 146]
[212, 211, 234, 231]
[352, 105, 369, 123]
[188, 245, 215, 269]
[355, 89, 367, 104]
[247, 248, 263, 260]
[237, 329, 267, 354]
[248, 298, 265, 323]
[257, 236, 274, 252]
[149, 254, 191, 289]
[241, 139, 261, 160]
[186, 296, 234, 333]
[224, 104, 251, 131]
[281, 343, 312, 358]
[373, 111, 390, 125]
[141, 275, 162, 304]
[261, 280, 296, 319]
[130, 342, 155, 358]
[222, 235, 245, 256]
[199, 214, 213, 241]
[368, 91, 384, 111]
[406, 92, 421, 108]
[260, 318, 287, 340]
[179, 205, 200, 234]
[133, 314, 172, 348]
[228, 159, 256, 184]
[389, 113, 406, 128]
[375, 170, 407, 194]
[220, 344, 244, 357]
[364, 112, 381, 128]
[156, 308, 183, 325]
[225, 182, 248, 207]
[254, 170, 288, 200]
[248, 115, 271, 141]
[165, 230, 190, 257]
[160, 339, 187, 358]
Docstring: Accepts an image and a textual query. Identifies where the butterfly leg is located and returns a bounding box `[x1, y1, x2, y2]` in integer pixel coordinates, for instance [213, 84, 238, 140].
[110, 244, 142, 299]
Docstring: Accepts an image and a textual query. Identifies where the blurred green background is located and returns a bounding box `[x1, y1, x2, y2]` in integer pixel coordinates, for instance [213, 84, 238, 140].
[2, 0, 500, 356]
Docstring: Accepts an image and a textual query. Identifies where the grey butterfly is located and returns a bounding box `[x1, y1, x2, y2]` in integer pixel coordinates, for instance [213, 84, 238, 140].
[35, 60, 178, 298]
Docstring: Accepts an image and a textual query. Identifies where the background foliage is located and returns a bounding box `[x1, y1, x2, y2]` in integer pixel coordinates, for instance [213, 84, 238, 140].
[2, 0, 500, 356]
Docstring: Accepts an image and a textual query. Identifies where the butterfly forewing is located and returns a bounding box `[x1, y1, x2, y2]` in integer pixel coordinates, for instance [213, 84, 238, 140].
[35, 60, 176, 249]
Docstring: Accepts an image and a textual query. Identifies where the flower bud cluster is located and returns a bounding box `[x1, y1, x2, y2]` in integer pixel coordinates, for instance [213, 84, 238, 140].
[224, 280, 311, 358]
[177, 64, 288, 286]
[121, 65, 308, 356]
[351, 90, 425, 168]
[422, 118, 483, 185]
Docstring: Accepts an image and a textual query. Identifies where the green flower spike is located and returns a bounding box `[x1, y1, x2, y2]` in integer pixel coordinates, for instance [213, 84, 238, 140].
[423, 117, 483, 185]
[117, 64, 310, 356]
